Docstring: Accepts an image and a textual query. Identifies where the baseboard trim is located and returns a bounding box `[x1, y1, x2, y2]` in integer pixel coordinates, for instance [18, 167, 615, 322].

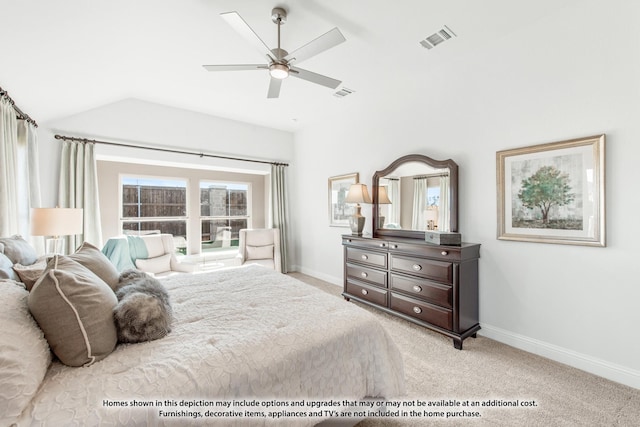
[479, 323, 640, 389]
[290, 265, 341, 287]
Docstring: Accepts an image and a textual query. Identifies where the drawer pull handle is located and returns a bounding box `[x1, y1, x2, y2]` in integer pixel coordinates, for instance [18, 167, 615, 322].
[390, 244, 398, 249]
[412, 285, 422, 292]
[412, 264, 422, 271]
[379, 243, 387, 247]
[441, 251, 448, 256]
[361, 289, 368, 296]
[361, 254, 368, 260]
[361, 272, 368, 278]
[413, 306, 422, 314]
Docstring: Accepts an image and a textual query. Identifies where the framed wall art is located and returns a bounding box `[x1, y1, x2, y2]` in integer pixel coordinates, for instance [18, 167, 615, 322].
[496, 134, 605, 246]
[328, 173, 358, 227]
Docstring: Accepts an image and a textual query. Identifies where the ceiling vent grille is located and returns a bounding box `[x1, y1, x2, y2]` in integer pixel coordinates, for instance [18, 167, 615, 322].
[334, 87, 355, 98]
[420, 25, 456, 50]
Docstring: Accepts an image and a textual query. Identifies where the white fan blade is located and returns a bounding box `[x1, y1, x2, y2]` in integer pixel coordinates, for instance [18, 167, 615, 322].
[221, 12, 274, 61]
[289, 66, 341, 89]
[203, 64, 267, 71]
[267, 77, 282, 98]
[284, 27, 345, 64]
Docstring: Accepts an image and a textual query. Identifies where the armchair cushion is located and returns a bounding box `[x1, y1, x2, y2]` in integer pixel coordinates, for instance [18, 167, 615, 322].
[246, 244, 274, 260]
[135, 254, 172, 274]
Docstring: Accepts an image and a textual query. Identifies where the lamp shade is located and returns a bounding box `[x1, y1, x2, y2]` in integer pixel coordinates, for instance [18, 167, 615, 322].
[31, 208, 84, 237]
[424, 208, 439, 222]
[345, 184, 372, 204]
[377, 186, 392, 204]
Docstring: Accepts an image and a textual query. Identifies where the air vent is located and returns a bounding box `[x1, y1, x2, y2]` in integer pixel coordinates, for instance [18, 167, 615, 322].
[419, 25, 456, 50]
[334, 87, 355, 98]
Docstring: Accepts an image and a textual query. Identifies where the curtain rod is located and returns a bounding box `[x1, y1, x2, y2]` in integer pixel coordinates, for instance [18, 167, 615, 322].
[0, 86, 38, 127]
[54, 134, 289, 167]
[413, 173, 449, 179]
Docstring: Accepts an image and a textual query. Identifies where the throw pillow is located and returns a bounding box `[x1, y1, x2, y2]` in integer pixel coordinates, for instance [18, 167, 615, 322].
[12, 261, 47, 291]
[0, 281, 51, 426]
[246, 244, 274, 260]
[69, 242, 120, 291]
[0, 252, 19, 282]
[0, 235, 38, 266]
[135, 253, 172, 274]
[28, 255, 118, 367]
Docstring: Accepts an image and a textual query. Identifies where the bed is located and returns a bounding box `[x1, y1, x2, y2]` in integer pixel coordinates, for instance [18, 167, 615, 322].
[2, 262, 405, 426]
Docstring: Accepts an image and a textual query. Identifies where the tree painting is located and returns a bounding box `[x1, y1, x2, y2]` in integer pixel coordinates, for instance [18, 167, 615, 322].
[517, 165, 574, 224]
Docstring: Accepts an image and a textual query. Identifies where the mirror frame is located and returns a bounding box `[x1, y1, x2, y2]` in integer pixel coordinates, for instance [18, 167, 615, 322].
[372, 154, 459, 239]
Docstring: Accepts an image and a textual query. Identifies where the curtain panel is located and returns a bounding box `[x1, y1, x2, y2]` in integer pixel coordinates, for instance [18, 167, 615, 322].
[58, 141, 102, 252]
[270, 164, 289, 273]
[0, 98, 42, 247]
[411, 177, 428, 230]
[0, 97, 19, 236]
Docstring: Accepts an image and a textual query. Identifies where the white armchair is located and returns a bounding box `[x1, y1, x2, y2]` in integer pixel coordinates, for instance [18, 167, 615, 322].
[102, 234, 198, 277]
[134, 234, 197, 276]
[237, 229, 281, 272]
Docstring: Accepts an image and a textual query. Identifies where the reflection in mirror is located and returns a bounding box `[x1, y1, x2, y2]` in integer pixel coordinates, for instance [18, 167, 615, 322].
[378, 170, 449, 231]
[373, 154, 458, 239]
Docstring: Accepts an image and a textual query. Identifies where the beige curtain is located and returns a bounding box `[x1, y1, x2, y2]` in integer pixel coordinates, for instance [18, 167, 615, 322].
[0, 98, 42, 247]
[270, 164, 289, 273]
[438, 175, 450, 232]
[17, 121, 43, 252]
[58, 141, 102, 252]
[411, 177, 428, 230]
[0, 97, 19, 236]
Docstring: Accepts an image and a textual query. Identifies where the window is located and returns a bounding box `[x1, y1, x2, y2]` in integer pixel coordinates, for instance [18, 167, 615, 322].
[121, 176, 188, 252]
[200, 181, 250, 252]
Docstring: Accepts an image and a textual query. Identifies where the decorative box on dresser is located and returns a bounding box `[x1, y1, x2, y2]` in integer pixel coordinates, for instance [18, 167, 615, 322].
[342, 235, 480, 349]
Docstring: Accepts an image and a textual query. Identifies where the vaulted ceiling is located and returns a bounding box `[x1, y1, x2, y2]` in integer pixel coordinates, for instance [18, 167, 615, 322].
[3, 0, 570, 132]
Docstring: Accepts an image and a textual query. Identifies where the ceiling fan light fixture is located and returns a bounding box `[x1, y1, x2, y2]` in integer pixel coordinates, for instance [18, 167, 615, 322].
[269, 63, 289, 79]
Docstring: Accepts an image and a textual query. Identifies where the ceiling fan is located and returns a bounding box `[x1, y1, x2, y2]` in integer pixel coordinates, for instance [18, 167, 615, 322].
[203, 7, 346, 98]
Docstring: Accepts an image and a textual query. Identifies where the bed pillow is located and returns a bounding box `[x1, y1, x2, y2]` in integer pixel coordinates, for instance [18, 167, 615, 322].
[0, 252, 19, 282]
[12, 260, 47, 291]
[69, 242, 120, 291]
[135, 253, 172, 274]
[0, 235, 38, 266]
[0, 280, 51, 426]
[28, 255, 118, 367]
[246, 244, 274, 260]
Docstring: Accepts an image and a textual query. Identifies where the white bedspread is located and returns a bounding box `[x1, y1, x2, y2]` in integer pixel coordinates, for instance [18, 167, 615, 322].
[18, 265, 405, 426]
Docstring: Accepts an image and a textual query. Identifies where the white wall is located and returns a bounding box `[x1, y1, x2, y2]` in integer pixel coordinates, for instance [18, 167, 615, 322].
[37, 98, 295, 259]
[290, 1, 640, 388]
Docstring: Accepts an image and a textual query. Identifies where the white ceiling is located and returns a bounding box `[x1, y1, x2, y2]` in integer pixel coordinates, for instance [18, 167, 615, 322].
[2, 0, 569, 132]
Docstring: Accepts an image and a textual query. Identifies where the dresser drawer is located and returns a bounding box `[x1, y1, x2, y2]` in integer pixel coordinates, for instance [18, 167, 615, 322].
[343, 236, 390, 251]
[390, 255, 453, 284]
[346, 247, 387, 268]
[390, 293, 452, 330]
[387, 241, 462, 261]
[390, 274, 452, 308]
[346, 281, 387, 306]
[346, 263, 387, 287]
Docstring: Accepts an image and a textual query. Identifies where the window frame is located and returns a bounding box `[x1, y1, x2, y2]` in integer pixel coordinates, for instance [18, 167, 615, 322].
[199, 180, 252, 251]
[119, 174, 189, 239]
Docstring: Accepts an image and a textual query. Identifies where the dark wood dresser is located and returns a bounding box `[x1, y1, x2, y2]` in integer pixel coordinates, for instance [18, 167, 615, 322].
[342, 235, 480, 349]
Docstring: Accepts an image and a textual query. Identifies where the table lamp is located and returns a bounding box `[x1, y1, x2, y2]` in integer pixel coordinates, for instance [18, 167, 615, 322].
[31, 208, 84, 254]
[345, 183, 372, 236]
[377, 185, 392, 228]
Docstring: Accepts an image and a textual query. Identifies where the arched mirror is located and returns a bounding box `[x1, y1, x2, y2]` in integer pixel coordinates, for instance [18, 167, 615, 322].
[372, 154, 458, 239]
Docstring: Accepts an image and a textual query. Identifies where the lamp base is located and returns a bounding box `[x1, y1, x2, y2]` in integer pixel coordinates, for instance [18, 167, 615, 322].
[45, 238, 65, 255]
[349, 216, 366, 235]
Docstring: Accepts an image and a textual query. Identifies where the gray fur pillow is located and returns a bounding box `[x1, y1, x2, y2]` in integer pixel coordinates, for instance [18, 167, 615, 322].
[113, 270, 173, 343]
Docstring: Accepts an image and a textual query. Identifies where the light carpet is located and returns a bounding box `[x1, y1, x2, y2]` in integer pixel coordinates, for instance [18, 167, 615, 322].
[289, 272, 640, 427]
